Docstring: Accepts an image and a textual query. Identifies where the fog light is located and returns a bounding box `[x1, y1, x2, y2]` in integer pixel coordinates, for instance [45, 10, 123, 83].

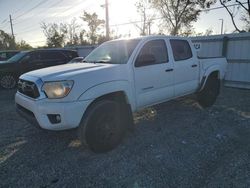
[47, 114, 61, 124]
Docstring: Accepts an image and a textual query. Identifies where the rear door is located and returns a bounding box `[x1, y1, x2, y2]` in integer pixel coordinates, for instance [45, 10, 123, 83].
[170, 39, 199, 97]
[134, 39, 174, 108]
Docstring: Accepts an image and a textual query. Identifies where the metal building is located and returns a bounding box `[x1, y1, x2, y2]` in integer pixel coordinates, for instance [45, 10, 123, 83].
[192, 32, 250, 89]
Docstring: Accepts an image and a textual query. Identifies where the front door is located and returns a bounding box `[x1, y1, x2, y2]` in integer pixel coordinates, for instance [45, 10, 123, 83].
[134, 39, 174, 108]
[20, 52, 42, 73]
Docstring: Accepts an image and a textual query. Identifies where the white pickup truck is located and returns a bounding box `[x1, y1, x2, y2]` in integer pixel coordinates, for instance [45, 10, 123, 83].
[15, 35, 227, 152]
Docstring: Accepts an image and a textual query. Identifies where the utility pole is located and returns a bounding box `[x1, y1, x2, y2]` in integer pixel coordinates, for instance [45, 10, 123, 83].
[219, 19, 224, 35]
[9, 14, 14, 40]
[105, 0, 110, 40]
[148, 21, 151, 35]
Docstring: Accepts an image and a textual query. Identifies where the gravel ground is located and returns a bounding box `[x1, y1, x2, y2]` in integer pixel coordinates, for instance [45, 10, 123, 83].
[0, 86, 250, 188]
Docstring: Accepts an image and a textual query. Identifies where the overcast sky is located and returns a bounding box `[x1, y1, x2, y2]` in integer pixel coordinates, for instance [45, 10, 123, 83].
[0, 0, 247, 47]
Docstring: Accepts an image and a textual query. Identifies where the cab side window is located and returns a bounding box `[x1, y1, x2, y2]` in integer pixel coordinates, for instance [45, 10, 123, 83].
[135, 39, 168, 67]
[170, 39, 192, 61]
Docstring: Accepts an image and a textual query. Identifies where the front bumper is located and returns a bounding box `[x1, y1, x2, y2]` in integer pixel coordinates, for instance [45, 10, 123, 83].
[15, 92, 92, 131]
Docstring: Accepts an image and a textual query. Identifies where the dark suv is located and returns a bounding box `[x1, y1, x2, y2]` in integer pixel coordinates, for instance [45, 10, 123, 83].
[0, 49, 78, 89]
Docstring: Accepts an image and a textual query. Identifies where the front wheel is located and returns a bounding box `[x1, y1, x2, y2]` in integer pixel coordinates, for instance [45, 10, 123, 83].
[0, 74, 17, 89]
[79, 100, 127, 153]
[197, 75, 220, 108]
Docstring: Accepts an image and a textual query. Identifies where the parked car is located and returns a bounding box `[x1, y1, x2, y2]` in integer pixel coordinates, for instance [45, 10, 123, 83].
[15, 35, 227, 152]
[0, 49, 78, 89]
[0, 50, 20, 62]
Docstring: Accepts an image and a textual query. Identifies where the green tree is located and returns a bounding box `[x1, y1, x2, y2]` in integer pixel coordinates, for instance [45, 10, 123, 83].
[41, 22, 68, 47]
[81, 11, 105, 44]
[79, 31, 90, 45]
[150, 0, 216, 35]
[0, 30, 15, 50]
[16, 40, 32, 50]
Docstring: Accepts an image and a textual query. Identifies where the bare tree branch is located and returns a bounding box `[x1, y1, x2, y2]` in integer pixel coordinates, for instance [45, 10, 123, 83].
[236, 0, 249, 12]
[219, 0, 241, 32]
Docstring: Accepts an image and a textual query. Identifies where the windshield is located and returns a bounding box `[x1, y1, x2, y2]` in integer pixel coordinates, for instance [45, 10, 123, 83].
[84, 39, 140, 64]
[6, 51, 28, 63]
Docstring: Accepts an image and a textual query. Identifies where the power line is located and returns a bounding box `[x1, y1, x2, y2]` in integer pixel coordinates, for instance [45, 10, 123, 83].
[12, 0, 33, 15]
[13, 0, 66, 26]
[16, 27, 42, 35]
[1, 18, 8, 24]
[13, 0, 50, 20]
[11, 0, 93, 33]
[15, 7, 86, 33]
[13, 0, 70, 32]
[13, 0, 249, 44]
[204, 1, 248, 11]
[49, 0, 89, 18]
[110, 1, 249, 27]
[0, 24, 10, 32]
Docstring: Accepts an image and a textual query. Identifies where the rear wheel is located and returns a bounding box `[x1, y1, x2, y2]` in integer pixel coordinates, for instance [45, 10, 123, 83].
[79, 100, 127, 153]
[197, 74, 220, 108]
[0, 74, 17, 89]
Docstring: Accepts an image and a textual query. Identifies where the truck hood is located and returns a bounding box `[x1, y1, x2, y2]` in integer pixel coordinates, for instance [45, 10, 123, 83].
[22, 62, 130, 101]
[25, 63, 118, 81]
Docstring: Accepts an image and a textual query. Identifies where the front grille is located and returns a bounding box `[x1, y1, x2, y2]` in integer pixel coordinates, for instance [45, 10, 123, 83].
[18, 79, 40, 99]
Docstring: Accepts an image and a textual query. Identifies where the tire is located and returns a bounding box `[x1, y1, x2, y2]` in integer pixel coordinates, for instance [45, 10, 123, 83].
[0, 74, 17, 89]
[197, 75, 220, 108]
[79, 100, 127, 153]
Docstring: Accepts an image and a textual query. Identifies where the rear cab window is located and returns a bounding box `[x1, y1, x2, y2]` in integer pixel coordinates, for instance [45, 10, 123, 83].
[170, 39, 193, 61]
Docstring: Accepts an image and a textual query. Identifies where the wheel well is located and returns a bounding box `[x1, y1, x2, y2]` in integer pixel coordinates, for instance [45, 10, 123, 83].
[0, 72, 18, 79]
[81, 91, 132, 126]
[208, 71, 220, 79]
[199, 71, 220, 92]
[91, 91, 129, 105]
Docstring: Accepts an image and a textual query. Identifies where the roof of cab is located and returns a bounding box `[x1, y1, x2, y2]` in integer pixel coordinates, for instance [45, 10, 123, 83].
[110, 34, 188, 42]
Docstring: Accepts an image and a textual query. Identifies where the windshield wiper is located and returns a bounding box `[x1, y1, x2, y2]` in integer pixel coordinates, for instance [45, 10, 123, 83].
[96, 60, 112, 64]
[84, 60, 113, 64]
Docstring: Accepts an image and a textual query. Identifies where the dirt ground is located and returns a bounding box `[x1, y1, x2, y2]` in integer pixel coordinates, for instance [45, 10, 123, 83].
[0, 86, 250, 188]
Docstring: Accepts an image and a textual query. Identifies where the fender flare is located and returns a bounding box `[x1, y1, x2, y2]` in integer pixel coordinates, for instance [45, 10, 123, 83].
[78, 80, 136, 111]
[199, 66, 220, 92]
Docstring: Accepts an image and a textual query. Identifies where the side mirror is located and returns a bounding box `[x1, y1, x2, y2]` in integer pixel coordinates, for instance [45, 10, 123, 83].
[135, 54, 156, 67]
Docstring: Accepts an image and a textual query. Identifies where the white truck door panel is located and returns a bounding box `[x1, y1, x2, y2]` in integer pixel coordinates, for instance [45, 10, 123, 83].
[134, 39, 174, 108]
[170, 39, 199, 96]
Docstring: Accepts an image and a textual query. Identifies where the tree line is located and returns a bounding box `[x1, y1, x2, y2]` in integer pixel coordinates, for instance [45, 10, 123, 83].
[0, 0, 249, 50]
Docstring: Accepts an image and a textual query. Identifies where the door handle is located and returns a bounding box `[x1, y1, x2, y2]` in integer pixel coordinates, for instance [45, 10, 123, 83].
[191, 64, 198, 68]
[165, 68, 174, 72]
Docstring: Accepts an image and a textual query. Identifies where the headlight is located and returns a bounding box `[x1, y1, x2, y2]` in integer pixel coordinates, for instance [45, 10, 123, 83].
[42, 81, 74, 99]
